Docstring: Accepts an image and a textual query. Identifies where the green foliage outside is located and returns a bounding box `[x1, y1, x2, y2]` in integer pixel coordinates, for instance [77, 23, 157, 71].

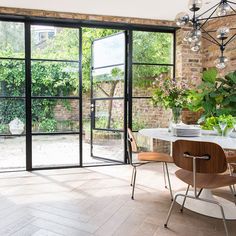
[0, 22, 173, 132]
[132, 31, 173, 88]
[187, 68, 236, 122]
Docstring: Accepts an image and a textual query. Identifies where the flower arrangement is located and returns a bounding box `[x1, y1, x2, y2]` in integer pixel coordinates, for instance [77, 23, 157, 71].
[152, 75, 190, 123]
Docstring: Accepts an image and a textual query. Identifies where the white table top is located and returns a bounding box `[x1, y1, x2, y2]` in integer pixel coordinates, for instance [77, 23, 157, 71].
[139, 128, 236, 150]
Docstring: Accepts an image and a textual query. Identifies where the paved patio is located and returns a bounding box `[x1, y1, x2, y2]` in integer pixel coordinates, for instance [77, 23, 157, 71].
[0, 135, 124, 171]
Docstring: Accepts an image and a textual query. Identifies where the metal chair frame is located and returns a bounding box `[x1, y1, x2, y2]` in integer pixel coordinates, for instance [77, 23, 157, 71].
[127, 132, 173, 200]
[164, 142, 236, 236]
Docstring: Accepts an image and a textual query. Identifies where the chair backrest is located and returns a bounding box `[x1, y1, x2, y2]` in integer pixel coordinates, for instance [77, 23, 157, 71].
[173, 140, 227, 174]
[127, 128, 138, 152]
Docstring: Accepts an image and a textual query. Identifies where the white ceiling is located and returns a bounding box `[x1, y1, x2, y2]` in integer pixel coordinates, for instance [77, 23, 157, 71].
[0, 0, 222, 21]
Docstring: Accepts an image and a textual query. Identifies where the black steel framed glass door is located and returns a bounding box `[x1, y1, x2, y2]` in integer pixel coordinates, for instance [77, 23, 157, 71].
[90, 32, 126, 163]
[30, 24, 82, 169]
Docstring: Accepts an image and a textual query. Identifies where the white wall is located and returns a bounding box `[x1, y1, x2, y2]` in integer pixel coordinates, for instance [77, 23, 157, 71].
[0, 0, 219, 20]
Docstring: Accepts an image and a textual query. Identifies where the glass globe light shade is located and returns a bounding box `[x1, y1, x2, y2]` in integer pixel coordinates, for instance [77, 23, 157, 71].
[217, 27, 230, 40]
[217, 2, 230, 16]
[188, 29, 202, 43]
[191, 41, 201, 52]
[184, 31, 191, 42]
[175, 12, 190, 26]
[188, 0, 203, 11]
[215, 56, 228, 69]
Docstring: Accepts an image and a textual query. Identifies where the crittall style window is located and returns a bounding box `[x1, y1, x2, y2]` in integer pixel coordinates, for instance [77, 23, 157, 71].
[0, 16, 176, 171]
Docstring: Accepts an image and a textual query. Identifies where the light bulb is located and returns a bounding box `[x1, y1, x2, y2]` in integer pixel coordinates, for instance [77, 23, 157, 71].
[215, 56, 228, 69]
[188, 0, 203, 11]
[175, 12, 190, 26]
[191, 41, 201, 52]
[217, 27, 230, 40]
[217, 2, 230, 16]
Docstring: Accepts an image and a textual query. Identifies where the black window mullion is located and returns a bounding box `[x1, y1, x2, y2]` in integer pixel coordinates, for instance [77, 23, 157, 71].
[31, 96, 80, 99]
[25, 20, 32, 171]
[79, 27, 83, 167]
[0, 57, 25, 61]
[128, 30, 133, 132]
[31, 58, 79, 63]
[173, 31, 176, 78]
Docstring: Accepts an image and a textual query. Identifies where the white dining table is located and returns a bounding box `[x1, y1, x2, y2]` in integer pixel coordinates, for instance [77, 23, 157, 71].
[139, 128, 236, 220]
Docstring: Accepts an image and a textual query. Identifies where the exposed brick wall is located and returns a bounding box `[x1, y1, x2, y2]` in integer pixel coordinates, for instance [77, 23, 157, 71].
[176, 26, 203, 84]
[0, 7, 175, 27]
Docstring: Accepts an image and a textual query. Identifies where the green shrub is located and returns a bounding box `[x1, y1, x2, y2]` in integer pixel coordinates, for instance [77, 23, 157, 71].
[39, 118, 57, 132]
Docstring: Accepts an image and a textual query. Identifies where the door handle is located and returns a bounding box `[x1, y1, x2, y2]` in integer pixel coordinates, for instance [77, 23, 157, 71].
[90, 104, 95, 112]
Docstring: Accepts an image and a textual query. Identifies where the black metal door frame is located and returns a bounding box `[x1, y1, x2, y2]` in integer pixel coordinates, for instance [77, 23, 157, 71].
[0, 14, 176, 171]
[90, 31, 127, 163]
[27, 22, 83, 171]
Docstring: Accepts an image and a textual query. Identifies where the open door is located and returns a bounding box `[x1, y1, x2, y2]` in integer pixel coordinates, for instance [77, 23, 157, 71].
[90, 32, 126, 163]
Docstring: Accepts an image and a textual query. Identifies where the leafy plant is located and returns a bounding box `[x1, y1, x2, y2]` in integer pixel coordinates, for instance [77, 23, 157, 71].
[202, 115, 236, 136]
[39, 118, 57, 132]
[0, 124, 8, 133]
[188, 68, 236, 122]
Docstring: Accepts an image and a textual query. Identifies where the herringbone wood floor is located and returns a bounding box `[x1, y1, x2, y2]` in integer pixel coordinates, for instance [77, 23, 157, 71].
[0, 164, 235, 236]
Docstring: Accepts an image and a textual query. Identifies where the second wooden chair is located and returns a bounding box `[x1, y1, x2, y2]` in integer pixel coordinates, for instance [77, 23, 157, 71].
[127, 128, 173, 200]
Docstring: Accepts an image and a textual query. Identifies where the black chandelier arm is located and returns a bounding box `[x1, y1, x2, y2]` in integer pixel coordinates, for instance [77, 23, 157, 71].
[227, 1, 236, 5]
[228, 4, 236, 13]
[224, 33, 236, 46]
[201, 28, 221, 46]
[196, 2, 221, 20]
[202, 36, 221, 46]
[199, 13, 236, 21]
[200, 5, 221, 29]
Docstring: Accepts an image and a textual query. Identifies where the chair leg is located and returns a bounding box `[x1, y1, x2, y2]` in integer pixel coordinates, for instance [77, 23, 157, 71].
[229, 185, 236, 205]
[131, 166, 137, 200]
[162, 162, 167, 188]
[180, 185, 190, 213]
[228, 164, 236, 195]
[164, 162, 173, 201]
[165, 194, 229, 236]
[218, 203, 229, 236]
[130, 166, 135, 186]
[164, 194, 180, 228]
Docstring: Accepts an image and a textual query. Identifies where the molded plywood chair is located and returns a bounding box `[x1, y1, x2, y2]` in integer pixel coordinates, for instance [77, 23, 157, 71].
[164, 140, 236, 236]
[127, 128, 173, 200]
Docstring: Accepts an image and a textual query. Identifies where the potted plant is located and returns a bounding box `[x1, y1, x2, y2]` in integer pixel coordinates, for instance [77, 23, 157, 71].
[187, 68, 236, 122]
[152, 75, 190, 124]
[201, 115, 236, 136]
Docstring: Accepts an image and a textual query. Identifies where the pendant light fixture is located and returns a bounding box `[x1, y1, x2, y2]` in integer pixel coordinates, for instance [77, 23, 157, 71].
[175, 0, 236, 69]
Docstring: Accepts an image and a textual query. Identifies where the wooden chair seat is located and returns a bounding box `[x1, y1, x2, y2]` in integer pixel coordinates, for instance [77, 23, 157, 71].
[176, 169, 236, 189]
[138, 152, 173, 163]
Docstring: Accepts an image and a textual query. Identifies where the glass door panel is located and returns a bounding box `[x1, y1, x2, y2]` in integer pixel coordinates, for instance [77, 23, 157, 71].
[91, 32, 126, 163]
[0, 21, 26, 171]
[31, 25, 81, 168]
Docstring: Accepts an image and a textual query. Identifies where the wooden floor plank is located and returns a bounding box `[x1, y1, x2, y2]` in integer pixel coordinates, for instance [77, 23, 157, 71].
[0, 164, 234, 236]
